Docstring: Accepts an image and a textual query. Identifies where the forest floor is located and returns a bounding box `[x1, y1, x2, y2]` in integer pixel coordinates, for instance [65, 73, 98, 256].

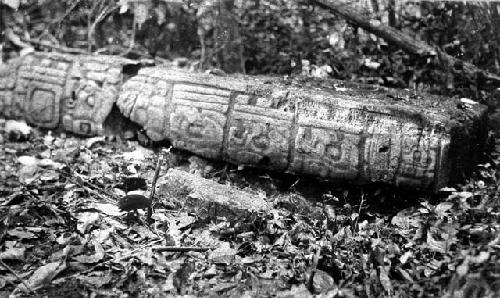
[0, 127, 499, 297]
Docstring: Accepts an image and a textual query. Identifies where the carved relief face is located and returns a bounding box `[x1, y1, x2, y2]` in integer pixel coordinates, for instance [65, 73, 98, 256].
[25, 83, 62, 128]
[73, 80, 114, 119]
[31, 89, 56, 122]
[63, 79, 116, 135]
[76, 81, 98, 105]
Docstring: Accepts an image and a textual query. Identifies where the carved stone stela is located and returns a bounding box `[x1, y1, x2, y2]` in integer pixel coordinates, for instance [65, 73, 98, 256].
[0, 52, 129, 135]
[118, 68, 455, 189]
[0, 52, 488, 191]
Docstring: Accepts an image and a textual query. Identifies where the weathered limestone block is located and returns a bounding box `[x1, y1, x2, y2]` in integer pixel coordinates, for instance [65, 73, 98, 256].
[0, 52, 134, 135]
[118, 67, 488, 191]
[157, 168, 271, 220]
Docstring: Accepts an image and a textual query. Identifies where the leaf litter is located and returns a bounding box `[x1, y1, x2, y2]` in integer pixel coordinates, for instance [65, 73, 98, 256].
[0, 128, 499, 297]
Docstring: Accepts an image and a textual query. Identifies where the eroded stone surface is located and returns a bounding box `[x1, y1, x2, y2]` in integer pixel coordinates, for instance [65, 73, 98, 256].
[118, 67, 487, 190]
[157, 168, 271, 219]
[0, 57, 24, 120]
[0, 52, 135, 135]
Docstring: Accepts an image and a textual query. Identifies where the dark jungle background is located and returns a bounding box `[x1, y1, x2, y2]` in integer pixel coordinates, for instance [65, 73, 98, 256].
[2, 0, 500, 100]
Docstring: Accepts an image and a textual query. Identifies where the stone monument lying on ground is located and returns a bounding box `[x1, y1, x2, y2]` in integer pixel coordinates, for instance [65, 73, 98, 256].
[0, 52, 134, 135]
[0, 52, 489, 191]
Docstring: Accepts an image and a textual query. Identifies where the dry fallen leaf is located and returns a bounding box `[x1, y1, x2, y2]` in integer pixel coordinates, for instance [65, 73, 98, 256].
[7, 228, 36, 240]
[209, 242, 236, 265]
[311, 269, 335, 294]
[77, 212, 100, 234]
[74, 239, 105, 264]
[15, 246, 69, 293]
[91, 203, 122, 217]
[17, 155, 38, 166]
[0, 247, 25, 260]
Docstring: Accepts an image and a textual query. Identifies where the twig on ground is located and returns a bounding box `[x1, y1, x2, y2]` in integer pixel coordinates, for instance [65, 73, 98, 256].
[152, 246, 213, 253]
[57, 169, 118, 205]
[0, 259, 34, 294]
[147, 147, 171, 222]
[353, 189, 365, 233]
[75, 239, 163, 277]
[307, 245, 322, 292]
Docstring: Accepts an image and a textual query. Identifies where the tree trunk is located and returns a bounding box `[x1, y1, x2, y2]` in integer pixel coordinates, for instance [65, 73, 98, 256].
[491, 3, 500, 72]
[388, 0, 396, 28]
[214, 0, 245, 73]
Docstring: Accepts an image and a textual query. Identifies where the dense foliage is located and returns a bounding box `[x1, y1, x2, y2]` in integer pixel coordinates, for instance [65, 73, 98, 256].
[1, 0, 500, 97]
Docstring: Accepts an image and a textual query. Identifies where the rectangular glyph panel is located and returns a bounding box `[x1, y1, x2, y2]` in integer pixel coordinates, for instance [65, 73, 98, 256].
[292, 95, 450, 188]
[225, 94, 293, 171]
[168, 83, 229, 159]
[16, 54, 73, 128]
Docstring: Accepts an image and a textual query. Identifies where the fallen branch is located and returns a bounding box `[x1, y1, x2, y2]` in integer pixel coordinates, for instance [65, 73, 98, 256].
[0, 259, 34, 294]
[147, 147, 171, 222]
[21, 37, 87, 54]
[57, 169, 118, 205]
[152, 246, 213, 253]
[310, 0, 500, 88]
[74, 239, 163, 277]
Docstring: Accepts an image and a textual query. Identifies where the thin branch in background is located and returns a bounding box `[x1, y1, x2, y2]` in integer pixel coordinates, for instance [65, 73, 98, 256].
[89, 4, 120, 49]
[86, 0, 94, 53]
[491, 3, 500, 72]
[122, 9, 137, 56]
[86, 0, 115, 53]
[52, 0, 82, 27]
[21, 37, 87, 54]
[35, 0, 83, 42]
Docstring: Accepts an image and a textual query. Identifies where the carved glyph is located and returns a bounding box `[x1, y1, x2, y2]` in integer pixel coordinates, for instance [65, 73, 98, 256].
[62, 56, 124, 135]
